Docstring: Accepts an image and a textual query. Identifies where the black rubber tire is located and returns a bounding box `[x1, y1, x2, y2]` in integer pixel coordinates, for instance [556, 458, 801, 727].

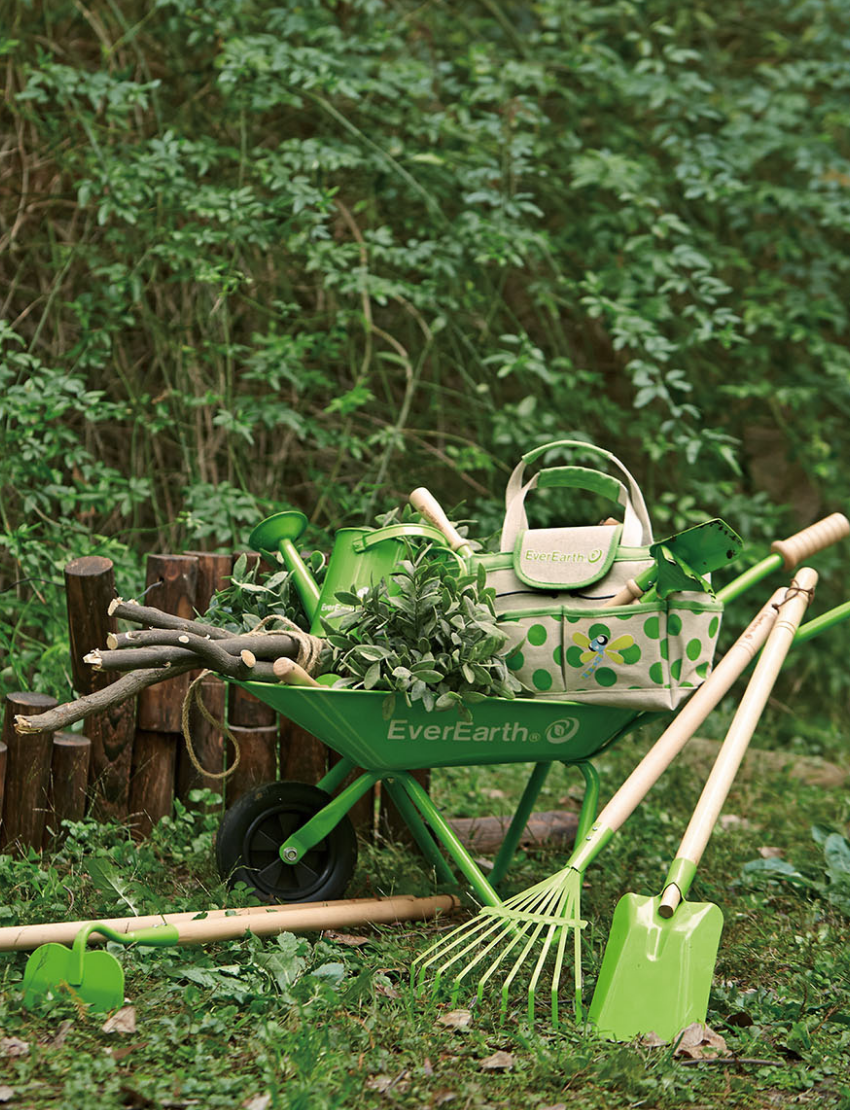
[215, 781, 357, 903]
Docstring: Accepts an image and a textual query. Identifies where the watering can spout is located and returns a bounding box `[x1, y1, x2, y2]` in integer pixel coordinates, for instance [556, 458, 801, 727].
[249, 512, 321, 623]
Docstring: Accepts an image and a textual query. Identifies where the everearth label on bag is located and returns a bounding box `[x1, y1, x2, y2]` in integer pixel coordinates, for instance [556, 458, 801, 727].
[514, 524, 620, 590]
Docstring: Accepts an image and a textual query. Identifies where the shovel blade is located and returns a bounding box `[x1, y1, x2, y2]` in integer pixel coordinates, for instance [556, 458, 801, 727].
[23, 943, 125, 1012]
[587, 894, 723, 1042]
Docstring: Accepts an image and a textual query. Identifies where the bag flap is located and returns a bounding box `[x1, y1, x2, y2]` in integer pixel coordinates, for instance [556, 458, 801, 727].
[513, 524, 622, 590]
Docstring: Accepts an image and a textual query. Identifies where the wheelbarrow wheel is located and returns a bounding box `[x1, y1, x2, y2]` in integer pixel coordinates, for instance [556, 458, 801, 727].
[216, 781, 357, 903]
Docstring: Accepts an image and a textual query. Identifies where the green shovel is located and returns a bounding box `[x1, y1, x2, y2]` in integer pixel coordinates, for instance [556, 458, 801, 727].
[588, 568, 817, 1041]
[22, 921, 179, 1011]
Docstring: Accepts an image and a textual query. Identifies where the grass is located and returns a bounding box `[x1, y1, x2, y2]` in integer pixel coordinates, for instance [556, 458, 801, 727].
[1, 721, 849, 1110]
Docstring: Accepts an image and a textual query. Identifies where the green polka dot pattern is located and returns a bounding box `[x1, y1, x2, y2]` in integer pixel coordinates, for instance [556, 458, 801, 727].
[533, 669, 553, 691]
[528, 623, 548, 646]
[686, 638, 702, 661]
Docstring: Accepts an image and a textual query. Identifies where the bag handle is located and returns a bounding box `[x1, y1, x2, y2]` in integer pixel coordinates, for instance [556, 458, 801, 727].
[500, 440, 653, 550]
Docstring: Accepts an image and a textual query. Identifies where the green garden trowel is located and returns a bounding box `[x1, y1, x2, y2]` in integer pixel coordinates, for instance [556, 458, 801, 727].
[22, 921, 179, 1011]
[606, 518, 743, 607]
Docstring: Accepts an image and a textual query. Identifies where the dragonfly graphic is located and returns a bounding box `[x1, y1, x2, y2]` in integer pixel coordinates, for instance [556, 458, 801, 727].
[572, 630, 636, 679]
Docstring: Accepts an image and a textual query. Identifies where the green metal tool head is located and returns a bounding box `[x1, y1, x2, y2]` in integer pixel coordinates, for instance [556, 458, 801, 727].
[587, 892, 724, 1042]
[22, 941, 125, 1012]
[650, 519, 743, 599]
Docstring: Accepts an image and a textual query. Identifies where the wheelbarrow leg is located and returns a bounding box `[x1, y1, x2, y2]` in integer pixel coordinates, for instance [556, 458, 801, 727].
[572, 760, 601, 843]
[394, 773, 502, 909]
[382, 778, 458, 888]
[488, 762, 552, 890]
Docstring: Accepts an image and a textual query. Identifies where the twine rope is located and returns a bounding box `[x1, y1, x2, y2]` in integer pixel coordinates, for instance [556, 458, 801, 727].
[179, 619, 326, 782]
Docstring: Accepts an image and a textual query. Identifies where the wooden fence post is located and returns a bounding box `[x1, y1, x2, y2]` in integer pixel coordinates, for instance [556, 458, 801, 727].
[43, 732, 91, 848]
[130, 554, 198, 837]
[177, 552, 232, 803]
[0, 692, 57, 853]
[65, 555, 135, 821]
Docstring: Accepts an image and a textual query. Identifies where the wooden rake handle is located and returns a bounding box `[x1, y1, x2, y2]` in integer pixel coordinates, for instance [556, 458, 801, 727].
[659, 567, 818, 916]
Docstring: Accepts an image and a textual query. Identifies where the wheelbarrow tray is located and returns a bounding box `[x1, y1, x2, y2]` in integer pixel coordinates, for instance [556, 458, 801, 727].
[238, 683, 643, 772]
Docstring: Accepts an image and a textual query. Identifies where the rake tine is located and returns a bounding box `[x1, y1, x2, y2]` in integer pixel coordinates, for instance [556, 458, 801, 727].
[523, 881, 575, 1024]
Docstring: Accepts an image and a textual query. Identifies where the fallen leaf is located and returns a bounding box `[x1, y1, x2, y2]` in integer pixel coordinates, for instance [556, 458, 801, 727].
[480, 1050, 514, 1071]
[434, 1092, 457, 1106]
[50, 1020, 73, 1048]
[674, 1022, 728, 1059]
[540, 1104, 568, 1110]
[719, 814, 751, 830]
[102, 1006, 137, 1035]
[437, 1009, 472, 1030]
[483, 788, 506, 799]
[242, 1096, 271, 1110]
[0, 1086, 15, 1103]
[323, 931, 370, 948]
[0, 1038, 29, 1058]
[758, 846, 784, 858]
[640, 1032, 669, 1048]
[365, 1076, 393, 1093]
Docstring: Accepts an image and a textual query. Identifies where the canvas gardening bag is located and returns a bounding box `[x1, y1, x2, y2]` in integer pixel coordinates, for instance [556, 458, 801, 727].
[476, 440, 723, 711]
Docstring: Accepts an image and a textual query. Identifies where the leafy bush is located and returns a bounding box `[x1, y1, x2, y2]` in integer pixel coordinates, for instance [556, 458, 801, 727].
[2, 0, 849, 715]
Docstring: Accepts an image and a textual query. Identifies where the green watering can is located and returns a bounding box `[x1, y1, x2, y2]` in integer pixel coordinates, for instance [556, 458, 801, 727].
[249, 512, 459, 635]
[22, 922, 179, 1011]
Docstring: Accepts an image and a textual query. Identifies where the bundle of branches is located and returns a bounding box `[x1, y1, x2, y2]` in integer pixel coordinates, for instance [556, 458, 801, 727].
[14, 598, 322, 736]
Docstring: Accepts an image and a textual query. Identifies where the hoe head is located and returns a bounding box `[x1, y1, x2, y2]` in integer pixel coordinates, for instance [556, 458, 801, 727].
[587, 893, 724, 1042]
[22, 941, 125, 1012]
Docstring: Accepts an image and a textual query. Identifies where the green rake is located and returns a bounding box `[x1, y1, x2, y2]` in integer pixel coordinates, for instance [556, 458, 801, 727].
[413, 588, 786, 1025]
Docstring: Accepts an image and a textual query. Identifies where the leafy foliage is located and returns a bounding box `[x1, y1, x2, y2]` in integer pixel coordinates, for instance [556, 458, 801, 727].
[742, 825, 850, 917]
[322, 549, 521, 715]
[2, 0, 849, 716]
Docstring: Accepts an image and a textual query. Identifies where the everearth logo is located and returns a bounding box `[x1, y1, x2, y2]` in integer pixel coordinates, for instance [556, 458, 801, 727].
[524, 549, 604, 564]
[545, 718, 580, 745]
[386, 719, 532, 744]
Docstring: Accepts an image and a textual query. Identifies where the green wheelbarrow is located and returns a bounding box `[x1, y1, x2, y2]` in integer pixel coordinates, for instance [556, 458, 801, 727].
[214, 511, 850, 912]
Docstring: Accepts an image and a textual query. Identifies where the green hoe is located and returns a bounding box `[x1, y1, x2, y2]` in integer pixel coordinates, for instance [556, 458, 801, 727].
[588, 567, 817, 1041]
[22, 921, 179, 1011]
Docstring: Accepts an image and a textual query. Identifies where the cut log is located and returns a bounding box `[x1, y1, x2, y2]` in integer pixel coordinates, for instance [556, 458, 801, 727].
[137, 555, 199, 732]
[43, 732, 91, 847]
[65, 556, 134, 820]
[448, 810, 580, 856]
[177, 673, 227, 804]
[279, 720, 327, 785]
[225, 724, 278, 807]
[1, 692, 58, 853]
[129, 729, 177, 838]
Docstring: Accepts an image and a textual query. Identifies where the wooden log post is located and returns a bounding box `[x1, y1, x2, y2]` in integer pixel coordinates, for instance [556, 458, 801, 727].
[279, 720, 327, 786]
[1, 692, 57, 853]
[225, 724, 279, 807]
[42, 732, 92, 848]
[177, 552, 232, 804]
[130, 554, 198, 837]
[65, 555, 136, 822]
[0, 741, 7, 833]
[225, 557, 280, 807]
[379, 769, 431, 847]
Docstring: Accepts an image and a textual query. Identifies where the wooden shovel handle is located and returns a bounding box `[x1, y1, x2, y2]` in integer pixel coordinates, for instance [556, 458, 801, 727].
[409, 488, 472, 556]
[771, 513, 849, 570]
[598, 588, 786, 836]
[659, 567, 817, 915]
